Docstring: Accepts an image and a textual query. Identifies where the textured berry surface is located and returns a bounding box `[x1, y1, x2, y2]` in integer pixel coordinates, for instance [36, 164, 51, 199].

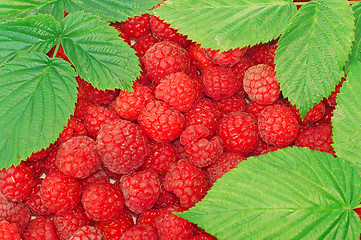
[97, 119, 149, 175]
[122, 14, 150, 39]
[24, 179, 52, 216]
[138, 100, 185, 143]
[205, 46, 249, 67]
[57, 116, 87, 145]
[214, 94, 247, 117]
[0, 197, 31, 235]
[120, 225, 158, 240]
[143, 41, 190, 83]
[96, 211, 134, 240]
[69, 226, 105, 240]
[232, 56, 253, 81]
[190, 233, 218, 240]
[243, 64, 280, 104]
[79, 169, 110, 191]
[217, 111, 259, 155]
[120, 170, 161, 214]
[24, 159, 44, 180]
[133, 34, 158, 59]
[82, 182, 124, 223]
[22, 216, 58, 240]
[202, 65, 241, 100]
[155, 72, 196, 112]
[84, 105, 119, 138]
[56, 136, 101, 179]
[258, 105, 300, 146]
[188, 42, 215, 70]
[0, 220, 20, 240]
[77, 77, 119, 105]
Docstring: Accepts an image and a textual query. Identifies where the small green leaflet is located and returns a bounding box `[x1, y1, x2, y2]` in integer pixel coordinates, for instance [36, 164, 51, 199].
[0, 52, 77, 169]
[0, 14, 61, 67]
[275, 0, 354, 118]
[347, 2, 361, 71]
[61, 12, 140, 91]
[177, 147, 361, 240]
[333, 60, 361, 176]
[153, 0, 297, 51]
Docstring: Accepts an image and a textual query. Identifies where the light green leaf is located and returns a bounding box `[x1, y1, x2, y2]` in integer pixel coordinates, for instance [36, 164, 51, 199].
[347, 2, 361, 71]
[61, 12, 140, 91]
[65, 0, 163, 22]
[152, 0, 297, 51]
[0, 52, 77, 169]
[333, 60, 361, 176]
[0, 0, 65, 22]
[275, 0, 355, 118]
[0, 14, 61, 67]
[177, 147, 361, 240]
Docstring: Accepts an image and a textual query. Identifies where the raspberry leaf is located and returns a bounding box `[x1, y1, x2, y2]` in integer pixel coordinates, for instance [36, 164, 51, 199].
[347, 2, 361, 71]
[152, 0, 297, 51]
[333, 60, 361, 176]
[0, 14, 61, 67]
[275, 0, 354, 118]
[0, 52, 77, 169]
[61, 12, 139, 91]
[177, 147, 361, 240]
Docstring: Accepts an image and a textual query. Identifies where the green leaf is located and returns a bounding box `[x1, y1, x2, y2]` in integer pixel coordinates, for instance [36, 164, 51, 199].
[61, 12, 140, 91]
[64, 0, 163, 22]
[275, 0, 355, 118]
[0, 0, 65, 22]
[0, 52, 77, 169]
[333, 60, 361, 176]
[347, 2, 361, 71]
[152, 0, 297, 51]
[0, 14, 61, 67]
[177, 147, 361, 240]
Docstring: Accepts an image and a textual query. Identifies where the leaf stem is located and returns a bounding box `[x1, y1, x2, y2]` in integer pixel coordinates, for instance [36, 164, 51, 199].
[52, 37, 62, 59]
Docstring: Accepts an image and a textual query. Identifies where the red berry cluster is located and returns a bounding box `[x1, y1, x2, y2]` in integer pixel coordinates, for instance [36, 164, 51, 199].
[0, 7, 341, 240]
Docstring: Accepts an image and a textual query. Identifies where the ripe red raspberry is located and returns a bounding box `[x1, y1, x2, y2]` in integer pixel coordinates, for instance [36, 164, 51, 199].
[246, 100, 271, 119]
[191, 76, 205, 100]
[122, 14, 150, 39]
[141, 142, 178, 175]
[136, 208, 160, 229]
[232, 56, 253, 81]
[0, 220, 20, 240]
[191, 233, 217, 240]
[206, 153, 246, 185]
[134, 34, 159, 59]
[138, 100, 185, 143]
[96, 119, 149, 175]
[53, 205, 91, 240]
[248, 139, 269, 157]
[44, 146, 60, 174]
[115, 82, 154, 121]
[24, 158, 44, 179]
[214, 94, 247, 117]
[155, 72, 196, 112]
[79, 169, 110, 191]
[120, 170, 160, 214]
[40, 171, 81, 214]
[295, 123, 334, 155]
[120, 225, 158, 240]
[96, 211, 134, 240]
[319, 106, 334, 124]
[22, 216, 58, 240]
[69, 226, 105, 240]
[188, 42, 215, 70]
[143, 41, 191, 83]
[0, 162, 34, 202]
[202, 65, 242, 100]
[77, 77, 119, 105]
[26, 144, 53, 161]
[149, 15, 191, 48]
[264, 43, 277, 67]
[74, 99, 93, 122]
[84, 104, 119, 138]
[180, 124, 210, 146]
[24, 179, 52, 216]
[217, 112, 259, 155]
[164, 160, 208, 208]
[110, 21, 131, 45]
[205, 46, 249, 67]
[246, 42, 272, 65]
[0, 197, 30, 235]
[291, 101, 326, 125]
[172, 138, 187, 159]
[153, 186, 179, 209]
[57, 116, 87, 145]
[243, 64, 280, 104]
[185, 98, 222, 137]
[258, 105, 300, 146]
[82, 182, 124, 223]
[101, 164, 123, 180]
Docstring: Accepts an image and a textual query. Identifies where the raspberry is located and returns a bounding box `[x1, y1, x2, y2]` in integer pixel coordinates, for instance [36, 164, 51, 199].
[191, 233, 218, 240]
[185, 98, 222, 137]
[115, 82, 154, 121]
[217, 111, 259, 155]
[96, 211, 134, 240]
[206, 153, 246, 185]
[264, 44, 277, 67]
[191, 77, 206, 100]
[84, 104, 119, 138]
[291, 101, 326, 125]
[172, 138, 187, 160]
[136, 209, 161, 229]
[69, 226, 105, 240]
[120, 170, 161, 214]
[110, 21, 131, 45]
[74, 99, 93, 122]
[246, 100, 271, 119]
[138, 100, 185, 143]
[243, 64, 280, 104]
[205, 46, 249, 67]
[143, 41, 191, 83]
[258, 105, 300, 146]
[164, 160, 208, 208]
[213, 94, 247, 117]
[22, 216, 58, 240]
[24, 179, 52, 216]
[246, 42, 272, 65]
[180, 124, 210, 146]
[26, 144, 53, 161]
[53, 205, 92, 240]
[149, 15, 191, 48]
[134, 34, 159, 59]
[248, 139, 269, 157]
[153, 187, 179, 209]
[232, 56, 253, 81]
[82, 182, 124, 223]
[77, 77, 119, 105]
[79, 169, 110, 191]
[0, 162, 34, 202]
[188, 42, 215, 70]
[0, 197, 30, 235]
[44, 146, 60, 174]
[96, 119, 149, 175]
[0, 220, 20, 240]
[319, 106, 334, 124]
[295, 123, 334, 155]
[40, 171, 82, 214]
[122, 14, 150, 39]
[24, 158, 44, 179]
[57, 116, 87, 145]
[120, 225, 158, 240]
[101, 164, 123, 180]
[141, 142, 178, 175]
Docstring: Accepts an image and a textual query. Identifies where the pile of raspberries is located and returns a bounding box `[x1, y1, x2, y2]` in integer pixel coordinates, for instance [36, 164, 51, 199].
[0, 12, 340, 240]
